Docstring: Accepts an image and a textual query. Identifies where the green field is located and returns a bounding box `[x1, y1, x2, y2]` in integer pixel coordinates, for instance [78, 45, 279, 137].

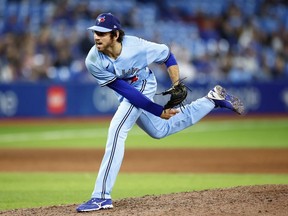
[0, 117, 288, 210]
[0, 118, 287, 148]
[1, 172, 288, 210]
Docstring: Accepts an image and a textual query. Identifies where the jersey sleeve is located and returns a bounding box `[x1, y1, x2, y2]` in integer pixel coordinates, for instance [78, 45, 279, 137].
[140, 38, 170, 65]
[85, 47, 116, 86]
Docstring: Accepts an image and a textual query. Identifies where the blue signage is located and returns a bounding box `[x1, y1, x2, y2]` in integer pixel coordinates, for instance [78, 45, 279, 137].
[0, 82, 287, 118]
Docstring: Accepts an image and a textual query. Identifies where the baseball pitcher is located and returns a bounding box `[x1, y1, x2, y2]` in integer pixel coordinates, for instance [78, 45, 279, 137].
[76, 13, 244, 212]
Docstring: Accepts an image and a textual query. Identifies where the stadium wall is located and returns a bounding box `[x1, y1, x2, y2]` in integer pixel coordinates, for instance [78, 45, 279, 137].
[0, 82, 287, 118]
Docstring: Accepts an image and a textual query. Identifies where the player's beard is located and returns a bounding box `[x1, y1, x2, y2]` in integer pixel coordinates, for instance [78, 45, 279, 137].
[96, 39, 118, 57]
[95, 36, 114, 51]
[95, 42, 106, 51]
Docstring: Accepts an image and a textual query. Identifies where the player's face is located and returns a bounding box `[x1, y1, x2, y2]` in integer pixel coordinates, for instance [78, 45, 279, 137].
[93, 31, 114, 51]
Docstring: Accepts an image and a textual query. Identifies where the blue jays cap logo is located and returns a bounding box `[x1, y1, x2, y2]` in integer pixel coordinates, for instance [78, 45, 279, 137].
[97, 16, 106, 25]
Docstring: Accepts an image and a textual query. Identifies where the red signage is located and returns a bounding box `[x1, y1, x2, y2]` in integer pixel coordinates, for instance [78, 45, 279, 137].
[47, 86, 66, 114]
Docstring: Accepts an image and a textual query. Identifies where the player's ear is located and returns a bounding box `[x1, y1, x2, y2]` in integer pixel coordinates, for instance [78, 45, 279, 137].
[110, 30, 119, 41]
[115, 30, 120, 40]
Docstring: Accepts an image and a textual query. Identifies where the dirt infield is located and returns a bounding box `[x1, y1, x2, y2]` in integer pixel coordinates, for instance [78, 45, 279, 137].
[0, 147, 288, 215]
[1, 148, 288, 173]
[1, 185, 287, 216]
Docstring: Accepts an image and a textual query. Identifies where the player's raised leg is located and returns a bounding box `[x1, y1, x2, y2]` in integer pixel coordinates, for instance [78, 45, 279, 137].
[137, 96, 215, 138]
[137, 86, 244, 139]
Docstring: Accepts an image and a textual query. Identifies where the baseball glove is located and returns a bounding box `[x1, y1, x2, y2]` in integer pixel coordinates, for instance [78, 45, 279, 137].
[160, 82, 188, 109]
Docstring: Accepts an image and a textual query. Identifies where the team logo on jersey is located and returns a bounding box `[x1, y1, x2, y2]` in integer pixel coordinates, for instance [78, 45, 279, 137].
[97, 16, 105, 24]
[122, 67, 140, 76]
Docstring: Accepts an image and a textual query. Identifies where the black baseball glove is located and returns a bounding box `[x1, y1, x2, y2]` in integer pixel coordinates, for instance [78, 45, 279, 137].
[160, 82, 188, 109]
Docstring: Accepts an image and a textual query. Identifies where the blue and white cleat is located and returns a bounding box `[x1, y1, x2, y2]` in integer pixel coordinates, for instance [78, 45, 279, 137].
[207, 85, 245, 115]
[76, 198, 113, 212]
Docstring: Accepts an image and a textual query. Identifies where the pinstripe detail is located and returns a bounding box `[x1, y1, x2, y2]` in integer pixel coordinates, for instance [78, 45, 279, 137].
[101, 77, 117, 86]
[101, 79, 147, 198]
[156, 50, 170, 64]
[90, 73, 117, 86]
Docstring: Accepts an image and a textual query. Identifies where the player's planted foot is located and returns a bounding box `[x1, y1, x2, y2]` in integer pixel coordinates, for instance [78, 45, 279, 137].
[207, 85, 245, 115]
[76, 198, 113, 212]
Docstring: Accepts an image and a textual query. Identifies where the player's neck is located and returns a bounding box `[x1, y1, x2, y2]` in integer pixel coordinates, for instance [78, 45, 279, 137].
[105, 42, 122, 60]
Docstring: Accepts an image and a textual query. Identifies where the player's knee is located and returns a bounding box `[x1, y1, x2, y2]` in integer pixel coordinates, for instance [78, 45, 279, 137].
[149, 132, 165, 139]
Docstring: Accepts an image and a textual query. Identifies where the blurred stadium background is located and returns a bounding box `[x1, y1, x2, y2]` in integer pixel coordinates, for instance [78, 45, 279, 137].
[0, 0, 287, 118]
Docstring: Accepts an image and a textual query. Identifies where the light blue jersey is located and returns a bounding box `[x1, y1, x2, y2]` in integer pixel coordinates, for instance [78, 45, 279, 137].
[87, 35, 215, 199]
[85, 35, 169, 87]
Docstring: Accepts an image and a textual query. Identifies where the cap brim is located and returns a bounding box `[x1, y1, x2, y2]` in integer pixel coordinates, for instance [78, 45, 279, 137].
[87, 26, 112, 32]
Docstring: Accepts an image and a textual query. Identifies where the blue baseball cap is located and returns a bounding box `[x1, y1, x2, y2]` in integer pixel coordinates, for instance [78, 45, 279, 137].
[88, 13, 121, 32]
